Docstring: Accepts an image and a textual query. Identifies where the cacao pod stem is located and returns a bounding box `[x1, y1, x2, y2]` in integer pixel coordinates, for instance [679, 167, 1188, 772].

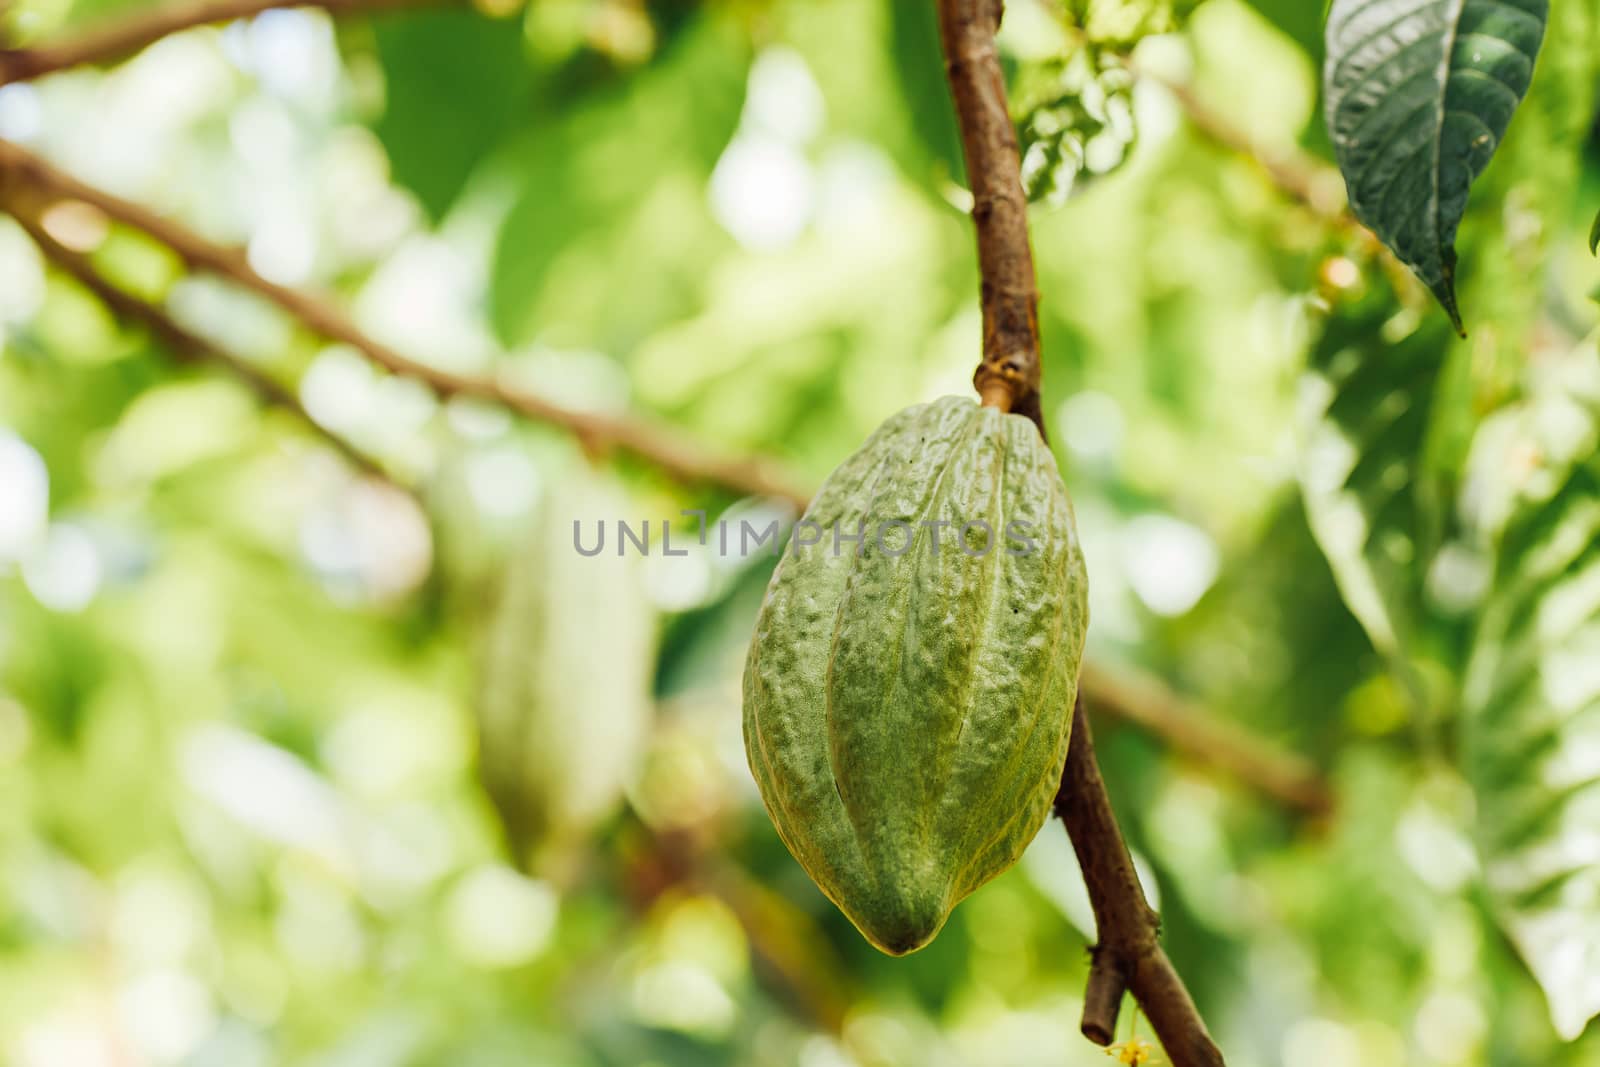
[938, 0, 1225, 1059]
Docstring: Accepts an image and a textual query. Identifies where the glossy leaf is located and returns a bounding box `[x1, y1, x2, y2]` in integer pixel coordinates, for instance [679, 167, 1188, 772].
[1462, 358, 1600, 1039]
[1324, 0, 1549, 332]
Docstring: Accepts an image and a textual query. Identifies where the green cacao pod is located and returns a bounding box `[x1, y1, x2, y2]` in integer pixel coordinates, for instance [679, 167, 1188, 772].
[477, 471, 657, 880]
[743, 395, 1088, 955]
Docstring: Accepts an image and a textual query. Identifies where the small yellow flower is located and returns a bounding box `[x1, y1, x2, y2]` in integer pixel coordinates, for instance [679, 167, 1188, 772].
[1104, 1037, 1158, 1065]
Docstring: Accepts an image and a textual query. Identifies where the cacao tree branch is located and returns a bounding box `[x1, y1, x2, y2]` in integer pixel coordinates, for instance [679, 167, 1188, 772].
[1, 196, 393, 483]
[937, 0, 1044, 434]
[0, 0, 443, 86]
[1055, 699, 1224, 1063]
[0, 138, 811, 512]
[937, 3, 1225, 1062]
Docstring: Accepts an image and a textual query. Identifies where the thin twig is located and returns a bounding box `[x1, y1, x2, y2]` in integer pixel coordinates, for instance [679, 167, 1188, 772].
[1080, 660, 1332, 818]
[0, 139, 810, 512]
[0, 0, 443, 86]
[3, 199, 392, 482]
[937, 3, 1225, 1062]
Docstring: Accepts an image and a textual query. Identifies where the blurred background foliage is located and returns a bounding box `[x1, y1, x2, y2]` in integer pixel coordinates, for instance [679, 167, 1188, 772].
[0, 0, 1597, 1065]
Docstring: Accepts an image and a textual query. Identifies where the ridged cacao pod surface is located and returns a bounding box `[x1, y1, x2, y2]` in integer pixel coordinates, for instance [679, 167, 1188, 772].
[743, 396, 1088, 955]
[477, 472, 656, 879]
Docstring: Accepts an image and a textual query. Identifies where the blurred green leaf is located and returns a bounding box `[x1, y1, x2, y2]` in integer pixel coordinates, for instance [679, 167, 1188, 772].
[373, 9, 537, 221]
[1462, 355, 1600, 1040]
[1242, 0, 1326, 59]
[888, 0, 966, 189]
[1296, 292, 1466, 707]
[488, 11, 749, 346]
[654, 550, 777, 700]
[1590, 206, 1599, 255]
[1323, 0, 1549, 332]
[1241, 0, 1332, 156]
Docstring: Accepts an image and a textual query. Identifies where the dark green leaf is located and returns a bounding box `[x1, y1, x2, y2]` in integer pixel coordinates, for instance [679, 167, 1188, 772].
[1591, 206, 1599, 255]
[1324, 0, 1549, 332]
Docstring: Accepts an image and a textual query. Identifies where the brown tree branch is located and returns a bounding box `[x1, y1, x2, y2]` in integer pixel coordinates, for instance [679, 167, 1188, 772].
[2, 197, 392, 483]
[0, 138, 810, 512]
[1056, 698, 1222, 1063]
[937, 0, 1045, 434]
[0, 0, 443, 86]
[937, 3, 1225, 1062]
